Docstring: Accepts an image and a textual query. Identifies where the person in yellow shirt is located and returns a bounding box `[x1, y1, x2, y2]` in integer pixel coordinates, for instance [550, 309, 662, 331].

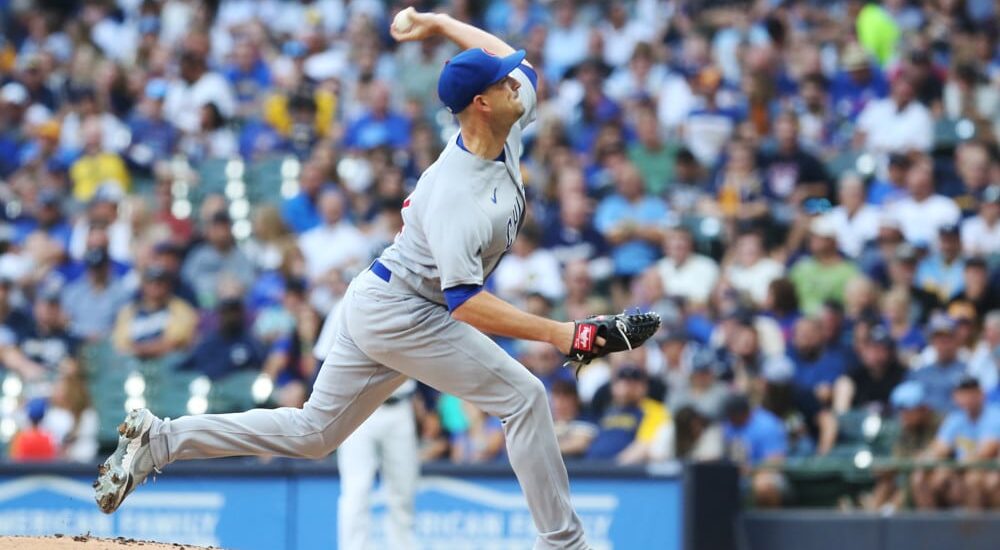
[112, 267, 197, 360]
[585, 366, 671, 463]
[69, 117, 130, 202]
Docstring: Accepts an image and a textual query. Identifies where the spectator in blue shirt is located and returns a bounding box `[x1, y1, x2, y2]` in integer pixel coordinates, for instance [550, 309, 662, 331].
[912, 377, 1000, 509]
[594, 162, 669, 279]
[125, 79, 178, 174]
[916, 225, 966, 302]
[13, 188, 72, 250]
[281, 160, 333, 234]
[908, 314, 968, 413]
[342, 82, 411, 151]
[829, 44, 889, 122]
[180, 297, 264, 382]
[789, 317, 847, 416]
[223, 41, 271, 115]
[723, 394, 788, 507]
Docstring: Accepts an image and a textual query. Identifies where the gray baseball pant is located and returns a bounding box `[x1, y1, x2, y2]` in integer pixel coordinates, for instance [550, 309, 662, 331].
[148, 269, 588, 550]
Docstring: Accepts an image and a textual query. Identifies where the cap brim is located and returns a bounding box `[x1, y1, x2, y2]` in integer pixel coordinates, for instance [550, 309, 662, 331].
[488, 50, 527, 87]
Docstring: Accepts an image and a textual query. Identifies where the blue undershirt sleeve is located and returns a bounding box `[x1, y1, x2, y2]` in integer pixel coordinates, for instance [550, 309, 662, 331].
[444, 284, 484, 312]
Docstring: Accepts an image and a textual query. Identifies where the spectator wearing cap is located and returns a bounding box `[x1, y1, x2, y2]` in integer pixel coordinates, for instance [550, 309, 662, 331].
[590, 360, 667, 420]
[550, 379, 598, 459]
[651, 227, 719, 308]
[866, 381, 938, 510]
[916, 224, 966, 302]
[759, 354, 823, 456]
[151, 242, 198, 307]
[833, 326, 905, 414]
[297, 189, 368, 282]
[9, 398, 57, 462]
[789, 215, 859, 315]
[342, 81, 411, 151]
[950, 258, 1000, 319]
[179, 297, 264, 382]
[967, 311, 1000, 394]
[68, 190, 131, 264]
[724, 231, 784, 307]
[829, 43, 889, 121]
[112, 266, 198, 360]
[668, 349, 729, 420]
[20, 286, 80, 381]
[886, 243, 940, 325]
[867, 153, 912, 207]
[60, 247, 129, 342]
[163, 49, 237, 135]
[722, 394, 788, 507]
[68, 117, 131, 202]
[827, 172, 879, 259]
[125, 79, 178, 173]
[654, 327, 697, 396]
[907, 314, 967, 412]
[0, 82, 31, 176]
[888, 156, 961, 246]
[585, 365, 671, 464]
[961, 184, 1000, 256]
[913, 377, 1000, 509]
[856, 74, 933, 163]
[181, 210, 256, 309]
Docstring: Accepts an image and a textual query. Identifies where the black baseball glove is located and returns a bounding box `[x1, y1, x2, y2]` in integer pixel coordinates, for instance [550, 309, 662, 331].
[565, 312, 661, 371]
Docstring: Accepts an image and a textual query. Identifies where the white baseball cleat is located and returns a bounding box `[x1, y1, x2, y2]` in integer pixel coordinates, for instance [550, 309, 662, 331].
[93, 408, 161, 514]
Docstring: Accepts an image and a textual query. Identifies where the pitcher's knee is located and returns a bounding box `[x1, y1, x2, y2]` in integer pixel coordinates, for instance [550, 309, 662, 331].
[519, 376, 548, 413]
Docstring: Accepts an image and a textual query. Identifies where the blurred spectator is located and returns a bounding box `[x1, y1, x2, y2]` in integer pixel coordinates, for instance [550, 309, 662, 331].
[125, 79, 178, 173]
[343, 82, 410, 151]
[261, 278, 319, 408]
[68, 118, 131, 202]
[627, 103, 676, 196]
[594, 162, 668, 281]
[950, 258, 1000, 318]
[683, 67, 739, 168]
[60, 248, 129, 341]
[542, 194, 609, 272]
[542, 0, 589, 82]
[40, 371, 98, 462]
[112, 266, 197, 359]
[710, 140, 768, 237]
[888, 156, 961, 246]
[667, 349, 729, 420]
[591, 360, 666, 420]
[519, 340, 574, 391]
[298, 190, 367, 281]
[908, 315, 967, 412]
[886, 243, 940, 325]
[761, 112, 830, 208]
[968, 311, 1000, 394]
[282, 160, 334, 234]
[960, 184, 1000, 256]
[724, 230, 784, 307]
[833, 326, 906, 414]
[68, 186, 131, 263]
[551, 380, 597, 459]
[180, 297, 264, 381]
[150, 242, 198, 307]
[586, 366, 671, 464]
[828, 172, 879, 259]
[9, 398, 57, 462]
[164, 49, 236, 135]
[915, 225, 966, 301]
[652, 227, 719, 308]
[867, 153, 911, 206]
[673, 406, 724, 461]
[856, 74, 933, 162]
[789, 216, 860, 315]
[179, 102, 238, 161]
[495, 224, 565, 305]
[182, 210, 255, 309]
[20, 287, 80, 381]
[722, 394, 788, 507]
[788, 318, 845, 453]
[449, 400, 505, 464]
[866, 381, 938, 510]
[912, 377, 1000, 509]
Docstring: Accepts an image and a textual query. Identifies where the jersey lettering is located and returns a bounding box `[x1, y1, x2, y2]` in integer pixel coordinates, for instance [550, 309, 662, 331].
[505, 195, 524, 250]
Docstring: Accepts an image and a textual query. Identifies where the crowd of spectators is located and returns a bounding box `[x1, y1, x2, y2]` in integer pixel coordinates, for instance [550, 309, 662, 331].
[1, 0, 1000, 510]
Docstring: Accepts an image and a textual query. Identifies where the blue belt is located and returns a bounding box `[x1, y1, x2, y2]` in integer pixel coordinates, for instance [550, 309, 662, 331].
[370, 259, 392, 283]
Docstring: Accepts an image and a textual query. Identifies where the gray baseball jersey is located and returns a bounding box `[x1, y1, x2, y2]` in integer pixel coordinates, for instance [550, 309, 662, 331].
[378, 66, 537, 304]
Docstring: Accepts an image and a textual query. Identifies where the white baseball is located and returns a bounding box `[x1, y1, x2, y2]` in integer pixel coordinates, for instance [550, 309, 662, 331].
[393, 9, 415, 33]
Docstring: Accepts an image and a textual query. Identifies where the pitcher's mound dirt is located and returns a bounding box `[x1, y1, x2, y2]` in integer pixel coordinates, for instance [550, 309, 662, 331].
[0, 535, 217, 549]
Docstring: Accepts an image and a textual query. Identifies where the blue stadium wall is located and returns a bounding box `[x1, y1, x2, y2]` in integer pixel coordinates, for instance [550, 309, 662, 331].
[0, 461, 704, 549]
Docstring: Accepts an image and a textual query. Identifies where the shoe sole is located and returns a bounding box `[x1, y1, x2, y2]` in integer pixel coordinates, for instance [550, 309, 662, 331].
[94, 409, 154, 514]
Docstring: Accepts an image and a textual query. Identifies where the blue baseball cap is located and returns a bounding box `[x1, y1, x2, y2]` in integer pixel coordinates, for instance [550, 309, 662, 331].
[438, 48, 526, 114]
[145, 78, 168, 100]
[891, 381, 925, 410]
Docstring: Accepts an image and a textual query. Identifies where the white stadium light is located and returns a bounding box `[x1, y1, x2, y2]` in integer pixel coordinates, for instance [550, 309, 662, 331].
[187, 395, 209, 415]
[252, 375, 274, 404]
